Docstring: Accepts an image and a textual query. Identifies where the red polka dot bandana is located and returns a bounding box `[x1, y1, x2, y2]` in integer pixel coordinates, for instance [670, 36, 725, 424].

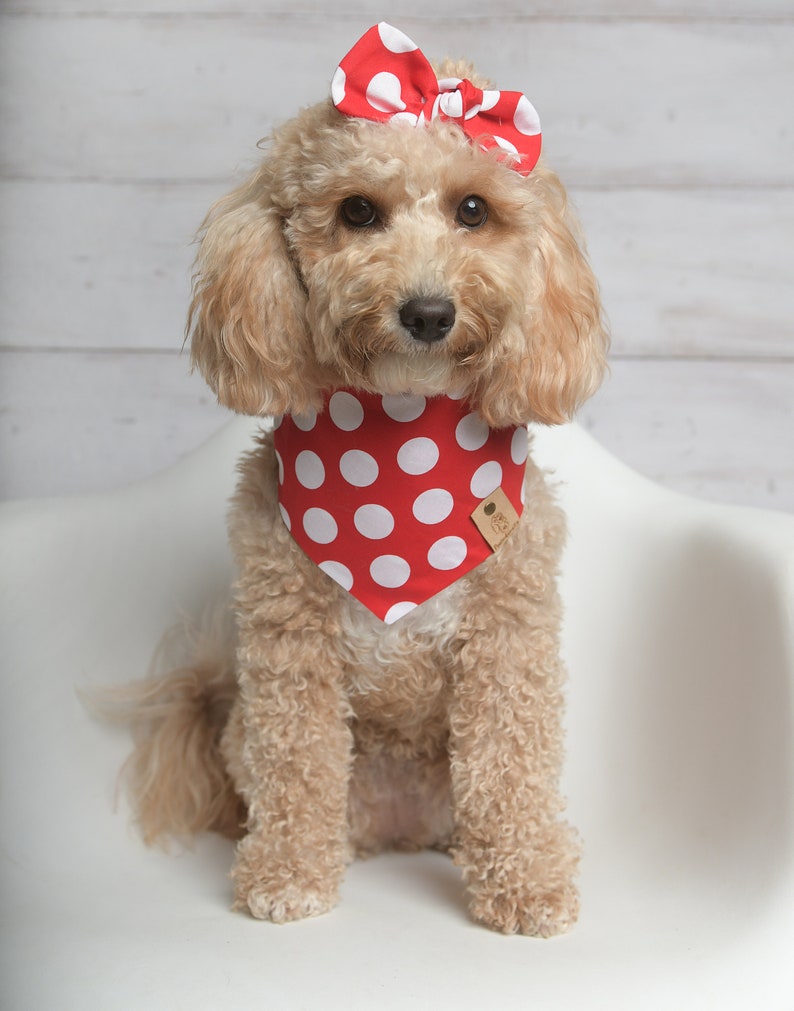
[331, 22, 542, 176]
[274, 390, 529, 624]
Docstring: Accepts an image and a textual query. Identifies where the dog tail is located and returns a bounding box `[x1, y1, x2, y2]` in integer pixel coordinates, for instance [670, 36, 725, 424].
[85, 606, 245, 846]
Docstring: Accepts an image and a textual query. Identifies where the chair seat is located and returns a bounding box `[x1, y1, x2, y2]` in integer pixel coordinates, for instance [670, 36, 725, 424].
[1, 418, 792, 1009]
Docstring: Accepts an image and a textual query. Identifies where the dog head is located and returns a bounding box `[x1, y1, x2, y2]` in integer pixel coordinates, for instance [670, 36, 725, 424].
[189, 38, 608, 428]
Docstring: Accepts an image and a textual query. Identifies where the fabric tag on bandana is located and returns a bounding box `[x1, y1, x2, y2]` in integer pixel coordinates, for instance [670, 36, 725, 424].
[471, 486, 522, 551]
[274, 389, 529, 624]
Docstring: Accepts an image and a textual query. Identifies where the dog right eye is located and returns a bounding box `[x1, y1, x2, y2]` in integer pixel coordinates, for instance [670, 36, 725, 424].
[340, 196, 379, 228]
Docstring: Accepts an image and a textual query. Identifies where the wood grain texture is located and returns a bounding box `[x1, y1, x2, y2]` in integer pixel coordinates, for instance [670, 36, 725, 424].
[575, 188, 794, 358]
[6, 2, 794, 18]
[0, 180, 209, 351]
[580, 359, 794, 510]
[1, 4, 792, 508]
[2, 17, 792, 186]
[0, 351, 227, 500]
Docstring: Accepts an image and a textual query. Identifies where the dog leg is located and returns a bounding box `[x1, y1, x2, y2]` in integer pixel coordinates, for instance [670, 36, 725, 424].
[448, 617, 580, 937]
[227, 628, 354, 924]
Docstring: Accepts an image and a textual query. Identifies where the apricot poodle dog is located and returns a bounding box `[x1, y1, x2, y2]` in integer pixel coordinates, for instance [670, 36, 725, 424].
[111, 24, 608, 937]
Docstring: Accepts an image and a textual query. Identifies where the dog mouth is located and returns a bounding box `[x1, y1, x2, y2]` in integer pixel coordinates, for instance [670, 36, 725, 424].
[308, 272, 510, 397]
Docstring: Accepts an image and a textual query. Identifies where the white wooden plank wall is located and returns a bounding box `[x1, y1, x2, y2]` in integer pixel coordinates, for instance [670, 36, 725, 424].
[1, 1, 792, 510]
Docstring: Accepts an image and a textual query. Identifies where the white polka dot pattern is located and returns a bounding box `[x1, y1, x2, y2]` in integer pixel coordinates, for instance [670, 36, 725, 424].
[318, 560, 354, 590]
[354, 504, 395, 539]
[377, 22, 418, 54]
[366, 71, 406, 114]
[382, 393, 426, 423]
[513, 95, 541, 136]
[384, 601, 418, 624]
[330, 67, 346, 106]
[303, 507, 338, 544]
[332, 23, 542, 176]
[455, 412, 489, 451]
[329, 390, 364, 431]
[274, 389, 527, 623]
[293, 408, 317, 432]
[370, 554, 411, 588]
[470, 460, 503, 499]
[427, 536, 468, 571]
[295, 450, 325, 489]
[340, 449, 379, 487]
[511, 426, 529, 465]
[397, 437, 439, 475]
[412, 488, 454, 525]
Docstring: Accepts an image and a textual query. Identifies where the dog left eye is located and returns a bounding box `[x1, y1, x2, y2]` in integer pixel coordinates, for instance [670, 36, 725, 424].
[341, 196, 379, 228]
[456, 196, 488, 229]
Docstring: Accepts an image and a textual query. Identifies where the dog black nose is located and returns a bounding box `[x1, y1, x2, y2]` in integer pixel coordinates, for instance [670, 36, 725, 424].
[399, 297, 456, 344]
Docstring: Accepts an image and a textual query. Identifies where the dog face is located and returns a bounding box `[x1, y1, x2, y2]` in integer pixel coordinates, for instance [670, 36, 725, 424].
[189, 81, 608, 427]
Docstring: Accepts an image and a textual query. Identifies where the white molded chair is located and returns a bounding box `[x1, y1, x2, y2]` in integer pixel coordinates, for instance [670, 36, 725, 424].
[1, 420, 792, 1010]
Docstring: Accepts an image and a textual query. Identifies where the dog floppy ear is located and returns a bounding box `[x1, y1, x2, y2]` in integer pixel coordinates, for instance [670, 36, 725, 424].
[522, 167, 609, 425]
[188, 163, 317, 417]
[478, 167, 609, 427]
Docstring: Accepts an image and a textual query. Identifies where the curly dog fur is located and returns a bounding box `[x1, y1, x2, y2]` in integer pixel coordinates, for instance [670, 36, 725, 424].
[109, 55, 609, 937]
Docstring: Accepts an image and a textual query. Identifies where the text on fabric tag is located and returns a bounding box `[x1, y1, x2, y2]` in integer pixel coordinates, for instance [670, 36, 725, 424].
[470, 486, 521, 552]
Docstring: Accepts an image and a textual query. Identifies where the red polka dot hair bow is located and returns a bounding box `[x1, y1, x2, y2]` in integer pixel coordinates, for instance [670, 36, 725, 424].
[331, 22, 542, 176]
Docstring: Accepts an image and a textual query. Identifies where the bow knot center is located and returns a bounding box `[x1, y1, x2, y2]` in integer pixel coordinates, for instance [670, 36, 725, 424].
[437, 78, 486, 123]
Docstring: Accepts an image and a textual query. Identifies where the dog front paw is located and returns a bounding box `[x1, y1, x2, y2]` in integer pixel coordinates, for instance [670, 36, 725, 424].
[468, 881, 580, 937]
[241, 882, 337, 923]
[231, 838, 342, 924]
